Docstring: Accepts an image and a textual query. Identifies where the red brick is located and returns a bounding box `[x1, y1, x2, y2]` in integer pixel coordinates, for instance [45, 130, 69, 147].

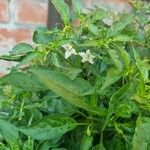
[0, 28, 33, 43]
[15, 0, 48, 25]
[0, 0, 9, 22]
[0, 28, 33, 76]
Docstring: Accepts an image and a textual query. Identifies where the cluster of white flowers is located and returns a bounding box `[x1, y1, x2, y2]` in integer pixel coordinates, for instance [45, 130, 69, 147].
[62, 43, 95, 64]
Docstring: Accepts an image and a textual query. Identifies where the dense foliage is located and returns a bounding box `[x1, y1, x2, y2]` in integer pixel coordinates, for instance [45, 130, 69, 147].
[0, 0, 150, 149]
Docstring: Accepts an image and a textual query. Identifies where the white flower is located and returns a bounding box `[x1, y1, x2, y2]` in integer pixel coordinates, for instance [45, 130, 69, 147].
[62, 43, 77, 59]
[79, 50, 95, 64]
[102, 17, 113, 26]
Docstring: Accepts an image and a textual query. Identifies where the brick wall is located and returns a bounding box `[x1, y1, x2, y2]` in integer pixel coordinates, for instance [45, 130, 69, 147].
[82, 0, 131, 13]
[0, 0, 48, 75]
[0, 0, 130, 75]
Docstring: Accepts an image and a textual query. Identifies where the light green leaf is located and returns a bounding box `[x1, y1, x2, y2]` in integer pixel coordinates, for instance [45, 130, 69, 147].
[108, 14, 133, 36]
[88, 24, 99, 36]
[1, 72, 46, 91]
[80, 135, 93, 150]
[0, 119, 20, 150]
[31, 69, 106, 116]
[112, 45, 131, 69]
[32, 69, 93, 97]
[101, 69, 123, 90]
[0, 54, 24, 61]
[16, 52, 36, 68]
[103, 84, 130, 129]
[31, 69, 90, 108]
[11, 43, 33, 55]
[108, 49, 123, 70]
[19, 114, 77, 141]
[113, 35, 132, 42]
[93, 143, 106, 150]
[22, 138, 34, 150]
[33, 27, 52, 44]
[90, 9, 108, 22]
[59, 67, 82, 80]
[71, 0, 82, 18]
[42, 93, 77, 115]
[50, 0, 70, 24]
[132, 116, 150, 150]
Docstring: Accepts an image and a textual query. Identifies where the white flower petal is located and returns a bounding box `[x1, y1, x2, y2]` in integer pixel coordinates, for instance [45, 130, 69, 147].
[88, 58, 94, 64]
[65, 50, 72, 59]
[79, 50, 95, 64]
[63, 43, 77, 59]
[71, 49, 77, 55]
[79, 52, 86, 57]
[102, 18, 113, 26]
[62, 43, 73, 50]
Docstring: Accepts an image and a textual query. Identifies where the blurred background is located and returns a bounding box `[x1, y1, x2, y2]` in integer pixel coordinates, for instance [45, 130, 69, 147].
[0, 0, 131, 75]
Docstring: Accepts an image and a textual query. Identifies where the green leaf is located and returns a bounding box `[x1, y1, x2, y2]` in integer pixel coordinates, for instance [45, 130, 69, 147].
[16, 52, 36, 68]
[33, 27, 53, 44]
[109, 83, 131, 111]
[59, 67, 82, 80]
[42, 93, 77, 115]
[32, 69, 93, 97]
[19, 114, 77, 141]
[101, 69, 123, 90]
[1, 72, 46, 91]
[114, 46, 131, 69]
[22, 138, 34, 150]
[90, 9, 108, 22]
[71, 0, 82, 18]
[113, 35, 132, 42]
[93, 143, 106, 150]
[50, 0, 70, 24]
[31, 69, 106, 116]
[11, 43, 33, 55]
[103, 84, 130, 129]
[132, 116, 150, 150]
[31, 69, 90, 108]
[88, 24, 99, 36]
[108, 49, 123, 70]
[115, 100, 138, 118]
[80, 135, 93, 150]
[108, 14, 134, 36]
[0, 119, 20, 150]
[0, 54, 25, 61]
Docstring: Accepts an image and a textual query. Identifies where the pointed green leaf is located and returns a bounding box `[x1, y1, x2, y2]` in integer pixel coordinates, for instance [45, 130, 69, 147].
[19, 114, 77, 140]
[101, 69, 123, 90]
[71, 0, 82, 18]
[0, 119, 20, 150]
[50, 0, 70, 24]
[132, 116, 150, 150]
[108, 14, 133, 36]
[11, 43, 33, 55]
[80, 135, 93, 150]
[1, 72, 46, 91]
[31, 69, 106, 116]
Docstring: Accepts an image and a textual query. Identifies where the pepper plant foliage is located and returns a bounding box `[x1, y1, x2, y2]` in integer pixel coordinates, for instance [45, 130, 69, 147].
[0, 0, 150, 149]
